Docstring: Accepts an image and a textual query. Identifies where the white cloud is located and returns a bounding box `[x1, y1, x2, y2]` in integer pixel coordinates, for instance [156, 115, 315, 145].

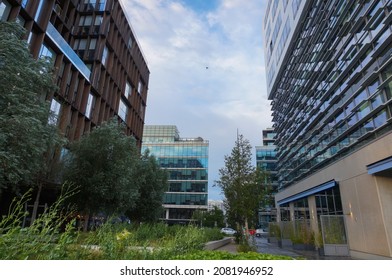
[123, 0, 271, 200]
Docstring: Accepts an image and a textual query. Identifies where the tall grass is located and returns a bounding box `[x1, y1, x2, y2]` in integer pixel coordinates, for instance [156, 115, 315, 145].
[0, 184, 79, 259]
[0, 189, 290, 260]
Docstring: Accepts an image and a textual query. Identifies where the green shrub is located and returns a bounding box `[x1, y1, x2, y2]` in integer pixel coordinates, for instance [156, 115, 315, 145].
[202, 227, 224, 242]
[0, 191, 298, 260]
[170, 250, 294, 260]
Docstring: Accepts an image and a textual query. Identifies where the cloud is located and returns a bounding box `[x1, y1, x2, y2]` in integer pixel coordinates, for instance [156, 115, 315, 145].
[123, 0, 271, 200]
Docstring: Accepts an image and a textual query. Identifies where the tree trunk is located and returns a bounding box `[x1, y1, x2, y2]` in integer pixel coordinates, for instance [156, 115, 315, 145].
[83, 213, 90, 232]
[30, 183, 42, 224]
[244, 218, 249, 240]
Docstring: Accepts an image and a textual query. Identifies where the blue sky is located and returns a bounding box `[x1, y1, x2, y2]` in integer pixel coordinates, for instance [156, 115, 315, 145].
[180, 0, 220, 13]
[122, 0, 270, 201]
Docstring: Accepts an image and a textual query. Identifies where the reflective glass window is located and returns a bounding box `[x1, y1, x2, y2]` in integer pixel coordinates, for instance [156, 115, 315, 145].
[357, 101, 371, 119]
[86, 93, 95, 119]
[102, 46, 108, 65]
[48, 99, 61, 125]
[125, 81, 132, 98]
[373, 109, 388, 128]
[118, 99, 127, 121]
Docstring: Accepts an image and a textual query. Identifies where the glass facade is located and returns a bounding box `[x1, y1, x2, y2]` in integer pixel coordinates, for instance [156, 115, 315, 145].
[256, 128, 278, 227]
[142, 125, 209, 224]
[264, 0, 392, 191]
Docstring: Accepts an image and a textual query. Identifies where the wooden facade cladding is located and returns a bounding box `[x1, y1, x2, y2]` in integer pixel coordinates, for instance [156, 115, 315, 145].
[4, 0, 149, 148]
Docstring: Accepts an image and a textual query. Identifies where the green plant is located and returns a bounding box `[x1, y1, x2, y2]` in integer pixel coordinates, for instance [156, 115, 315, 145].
[290, 221, 314, 245]
[0, 184, 79, 260]
[269, 223, 281, 240]
[170, 250, 295, 260]
[314, 231, 323, 248]
[322, 217, 346, 244]
[201, 227, 224, 242]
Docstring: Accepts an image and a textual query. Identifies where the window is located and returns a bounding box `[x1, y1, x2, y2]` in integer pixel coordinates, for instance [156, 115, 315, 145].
[102, 46, 108, 65]
[73, 39, 87, 50]
[138, 80, 144, 94]
[373, 109, 388, 128]
[292, 0, 301, 18]
[118, 99, 128, 121]
[79, 15, 93, 26]
[34, 0, 44, 21]
[27, 31, 33, 44]
[357, 102, 370, 119]
[367, 79, 380, 94]
[124, 81, 132, 98]
[89, 38, 97, 50]
[0, 1, 11, 21]
[48, 99, 61, 125]
[39, 44, 55, 62]
[98, 0, 106, 11]
[94, 15, 103, 26]
[21, 0, 28, 8]
[354, 89, 367, 105]
[86, 93, 95, 119]
[371, 92, 385, 109]
[16, 15, 25, 26]
[127, 37, 133, 49]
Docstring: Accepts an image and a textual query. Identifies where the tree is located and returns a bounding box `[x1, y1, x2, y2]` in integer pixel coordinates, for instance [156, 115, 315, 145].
[63, 119, 140, 229]
[126, 150, 167, 223]
[192, 207, 225, 228]
[205, 206, 225, 228]
[0, 22, 63, 202]
[215, 134, 266, 238]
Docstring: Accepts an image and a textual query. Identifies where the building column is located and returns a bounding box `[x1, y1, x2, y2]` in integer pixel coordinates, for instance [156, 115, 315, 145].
[165, 208, 169, 220]
[276, 204, 281, 222]
[308, 195, 319, 234]
[289, 202, 295, 221]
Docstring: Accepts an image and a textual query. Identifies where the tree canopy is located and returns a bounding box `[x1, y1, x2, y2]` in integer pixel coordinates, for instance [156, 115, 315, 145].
[215, 134, 266, 232]
[63, 119, 141, 216]
[0, 21, 62, 194]
[126, 149, 167, 223]
[63, 119, 168, 224]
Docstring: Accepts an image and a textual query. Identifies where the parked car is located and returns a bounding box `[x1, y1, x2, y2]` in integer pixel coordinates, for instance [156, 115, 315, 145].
[255, 228, 268, 238]
[220, 227, 236, 235]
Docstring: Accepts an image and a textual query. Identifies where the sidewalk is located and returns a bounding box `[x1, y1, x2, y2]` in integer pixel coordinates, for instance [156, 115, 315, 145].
[216, 237, 354, 260]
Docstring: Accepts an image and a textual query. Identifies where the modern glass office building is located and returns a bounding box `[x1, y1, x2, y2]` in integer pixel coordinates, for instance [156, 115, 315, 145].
[263, 0, 392, 259]
[255, 128, 278, 228]
[142, 125, 209, 224]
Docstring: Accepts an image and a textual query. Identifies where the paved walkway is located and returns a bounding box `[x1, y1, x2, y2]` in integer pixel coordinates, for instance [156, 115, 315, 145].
[216, 237, 354, 260]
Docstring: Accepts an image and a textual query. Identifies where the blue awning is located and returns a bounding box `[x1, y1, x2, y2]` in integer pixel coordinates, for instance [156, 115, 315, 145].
[367, 156, 392, 176]
[277, 180, 337, 206]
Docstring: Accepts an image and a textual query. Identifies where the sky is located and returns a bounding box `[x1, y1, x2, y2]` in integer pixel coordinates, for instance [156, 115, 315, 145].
[122, 0, 271, 201]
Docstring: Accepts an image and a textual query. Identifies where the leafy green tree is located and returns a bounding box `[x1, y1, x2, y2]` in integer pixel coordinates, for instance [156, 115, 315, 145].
[204, 206, 225, 228]
[215, 134, 266, 237]
[126, 150, 167, 223]
[192, 207, 225, 228]
[63, 119, 140, 228]
[0, 22, 62, 203]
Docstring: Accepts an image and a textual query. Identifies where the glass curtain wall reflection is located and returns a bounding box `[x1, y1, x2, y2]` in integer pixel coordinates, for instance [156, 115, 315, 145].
[142, 125, 209, 224]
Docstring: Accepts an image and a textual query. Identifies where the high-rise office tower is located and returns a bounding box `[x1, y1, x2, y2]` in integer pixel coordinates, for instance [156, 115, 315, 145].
[263, 0, 392, 259]
[0, 0, 149, 218]
[142, 125, 209, 224]
[0, 0, 149, 148]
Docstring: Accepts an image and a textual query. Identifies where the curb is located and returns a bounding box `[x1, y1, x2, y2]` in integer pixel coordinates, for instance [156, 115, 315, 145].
[204, 237, 233, 250]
